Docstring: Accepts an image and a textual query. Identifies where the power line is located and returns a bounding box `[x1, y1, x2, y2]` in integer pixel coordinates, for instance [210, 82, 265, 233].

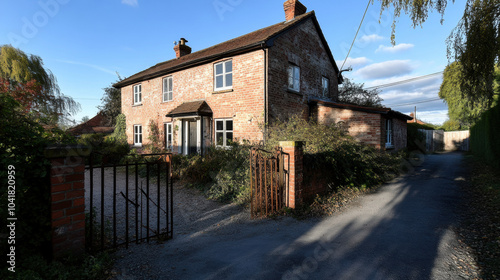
[385, 97, 443, 107]
[340, 0, 371, 71]
[365, 71, 443, 90]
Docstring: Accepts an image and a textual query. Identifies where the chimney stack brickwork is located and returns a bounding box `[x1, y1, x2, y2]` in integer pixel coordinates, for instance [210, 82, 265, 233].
[174, 38, 192, 58]
[284, 0, 307, 21]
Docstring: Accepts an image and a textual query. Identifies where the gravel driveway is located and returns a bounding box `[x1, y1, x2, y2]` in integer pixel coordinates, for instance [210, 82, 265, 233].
[111, 152, 478, 280]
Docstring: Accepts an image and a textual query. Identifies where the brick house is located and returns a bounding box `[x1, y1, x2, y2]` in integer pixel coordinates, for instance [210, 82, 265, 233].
[114, 0, 411, 155]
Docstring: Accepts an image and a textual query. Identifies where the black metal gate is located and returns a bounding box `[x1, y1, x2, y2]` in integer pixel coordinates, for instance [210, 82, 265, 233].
[85, 153, 173, 252]
[249, 147, 289, 218]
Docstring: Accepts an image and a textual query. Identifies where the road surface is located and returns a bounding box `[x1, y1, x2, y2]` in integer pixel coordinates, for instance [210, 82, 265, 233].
[112, 152, 474, 279]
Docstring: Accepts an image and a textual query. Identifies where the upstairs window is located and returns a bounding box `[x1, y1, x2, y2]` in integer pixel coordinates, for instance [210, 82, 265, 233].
[133, 84, 142, 105]
[385, 119, 393, 148]
[322, 76, 329, 97]
[214, 60, 233, 91]
[288, 64, 300, 92]
[163, 76, 173, 102]
[134, 125, 142, 146]
[215, 119, 233, 148]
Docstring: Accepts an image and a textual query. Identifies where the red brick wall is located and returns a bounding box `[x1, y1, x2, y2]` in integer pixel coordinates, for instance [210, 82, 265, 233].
[267, 18, 339, 122]
[45, 146, 87, 259]
[121, 50, 266, 150]
[314, 105, 384, 149]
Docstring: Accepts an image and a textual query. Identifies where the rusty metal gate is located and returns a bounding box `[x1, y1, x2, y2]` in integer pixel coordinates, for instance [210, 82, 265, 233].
[250, 147, 289, 218]
[85, 153, 173, 252]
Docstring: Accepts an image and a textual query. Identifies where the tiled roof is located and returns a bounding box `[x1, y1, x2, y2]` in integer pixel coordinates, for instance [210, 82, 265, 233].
[311, 99, 413, 121]
[114, 11, 338, 88]
[69, 112, 114, 135]
[166, 100, 213, 118]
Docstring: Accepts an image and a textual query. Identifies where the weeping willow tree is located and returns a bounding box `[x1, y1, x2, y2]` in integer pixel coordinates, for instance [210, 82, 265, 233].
[0, 45, 80, 125]
[377, 0, 500, 106]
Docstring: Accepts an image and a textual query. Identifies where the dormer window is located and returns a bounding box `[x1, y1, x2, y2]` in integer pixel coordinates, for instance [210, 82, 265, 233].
[288, 64, 300, 92]
[214, 60, 233, 91]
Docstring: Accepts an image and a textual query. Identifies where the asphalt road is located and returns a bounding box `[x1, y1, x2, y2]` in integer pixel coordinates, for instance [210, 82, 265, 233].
[113, 152, 472, 280]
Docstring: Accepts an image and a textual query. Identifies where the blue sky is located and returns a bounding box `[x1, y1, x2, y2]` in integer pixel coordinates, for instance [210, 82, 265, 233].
[1, 0, 467, 125]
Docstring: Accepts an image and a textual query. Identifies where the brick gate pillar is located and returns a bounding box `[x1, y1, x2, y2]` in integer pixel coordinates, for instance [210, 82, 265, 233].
[45, 145, 90, 259]
[279, 141, 304, 208]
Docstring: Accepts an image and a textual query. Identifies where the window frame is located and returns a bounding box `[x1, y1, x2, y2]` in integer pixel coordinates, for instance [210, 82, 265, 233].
[214, 118, 233, 148]
[134, 124, 143, 147]
[164, 123, 173, 151]
[214, 60, 233, 91]
[322, 76, 329, 97]
[162, 76, 173, 102]
[385, 119, 393, 148]
[288, 64, 300, 92]
[133, 84, 142, 105]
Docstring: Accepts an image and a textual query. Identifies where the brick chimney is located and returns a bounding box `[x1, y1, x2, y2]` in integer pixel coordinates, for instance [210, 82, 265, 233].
[284, 0, 307, 21]
[174, 38, 191, 58]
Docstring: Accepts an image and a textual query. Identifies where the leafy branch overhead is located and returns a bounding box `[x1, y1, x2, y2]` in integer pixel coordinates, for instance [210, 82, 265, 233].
[0, 45, 80, 124]
[377, 0, 499, 104]
[338, 77, 383, 107]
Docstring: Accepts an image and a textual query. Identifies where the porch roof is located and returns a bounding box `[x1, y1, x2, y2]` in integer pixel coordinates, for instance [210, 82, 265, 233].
[165, 100, 213, 118]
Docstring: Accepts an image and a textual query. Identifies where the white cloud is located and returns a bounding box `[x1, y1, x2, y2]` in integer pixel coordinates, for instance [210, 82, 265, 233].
[406, 110, 449, 125]
[121, 0, 138, 7]
[337, 57, 370, 69]
[355, 60, 414, 79]
[359, 34, 384, 43]
[376, 43, 414, 53]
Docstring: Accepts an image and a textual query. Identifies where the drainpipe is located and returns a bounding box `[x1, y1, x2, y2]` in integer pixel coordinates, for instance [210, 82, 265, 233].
[262, 44, 268, 144]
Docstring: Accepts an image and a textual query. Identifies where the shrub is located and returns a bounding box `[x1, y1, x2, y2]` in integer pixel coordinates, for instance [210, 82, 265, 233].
[0, 86, 75, 267]
[265, 115, 402, 191]
[77, 133, 130, 165]
[180, 143, 251, 204]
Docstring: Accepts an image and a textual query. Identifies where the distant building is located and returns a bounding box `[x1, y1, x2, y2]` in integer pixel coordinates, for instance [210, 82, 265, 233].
[68, 112, 114, 136]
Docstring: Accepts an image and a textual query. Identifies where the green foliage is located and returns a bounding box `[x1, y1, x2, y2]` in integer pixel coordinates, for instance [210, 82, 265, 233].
[146, 119, 164, 154]
[0, 80, 75, 267]
[265, 115, 402, 190]
[440, 119, 461, 131]
[98, 79, 122, 126]
[180, 143, 251, 204]
[439, 62, 495, 128]
[338, 77, 383, 107]
[106, 113, 127, 143]
[407, 123, 432, 152]
[0, 253, 113, 280]
[378, 0, 499, 106]
[0, 45, 80, 124]
[470, 103, 500, 165]
[77, 133, 130, 165]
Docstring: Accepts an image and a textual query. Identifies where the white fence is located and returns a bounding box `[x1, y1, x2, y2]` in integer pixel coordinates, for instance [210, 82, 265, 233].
[418, 130, 470, 152]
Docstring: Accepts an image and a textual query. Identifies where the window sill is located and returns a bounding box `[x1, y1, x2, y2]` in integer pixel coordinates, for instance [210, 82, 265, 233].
[385, 144, 395, 150]
[213, 89, 234, 94]
[132, 103, 143, 107]
[133, 144, 143, 148]
[287, 89, 302, 96]
[161, 100, 173, 104]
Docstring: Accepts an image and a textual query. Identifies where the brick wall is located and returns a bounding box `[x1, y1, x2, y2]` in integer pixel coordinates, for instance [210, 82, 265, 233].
[45, 145, 89, 259]
[314, 104, 384, 149]
[121, 50, 266, 150]
[268, 18, 339, 122]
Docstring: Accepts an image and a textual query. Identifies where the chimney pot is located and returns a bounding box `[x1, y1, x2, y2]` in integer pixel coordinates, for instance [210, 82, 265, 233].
[174, 38, 191, 58]
[284, 0, 307, 21]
